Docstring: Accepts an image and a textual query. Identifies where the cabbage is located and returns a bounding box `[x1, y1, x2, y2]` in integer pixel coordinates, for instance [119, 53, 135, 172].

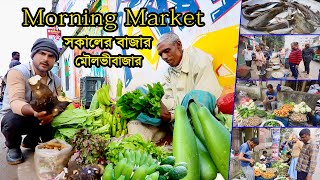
[306, 107, 312, 113]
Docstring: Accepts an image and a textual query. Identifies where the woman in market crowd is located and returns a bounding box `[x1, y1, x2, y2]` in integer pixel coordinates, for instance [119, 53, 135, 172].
[238, 137, 260, 180]
[242, 45, 254, 68]
[156, 32, 221, 123]
[288, 135, 303, 180]
[263, 84, 279, 111]
[288, 42, 302, 79]
[296, 129, 319, 180]
[313, 99, 320, 126]
[0, 38, 61, 165]
[254, 45, 266, 74]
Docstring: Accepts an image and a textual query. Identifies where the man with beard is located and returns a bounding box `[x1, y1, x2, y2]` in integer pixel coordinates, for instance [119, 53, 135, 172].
[0, 38, 61, 165]
[296, 129, 319, 180]
[302, 43, 315, 78]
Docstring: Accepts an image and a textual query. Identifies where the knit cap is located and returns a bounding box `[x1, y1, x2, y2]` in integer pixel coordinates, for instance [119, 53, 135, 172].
[31, 38, 59, 61]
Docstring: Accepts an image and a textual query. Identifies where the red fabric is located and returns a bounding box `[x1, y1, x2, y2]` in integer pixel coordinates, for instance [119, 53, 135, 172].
[288, 49, 302, 65]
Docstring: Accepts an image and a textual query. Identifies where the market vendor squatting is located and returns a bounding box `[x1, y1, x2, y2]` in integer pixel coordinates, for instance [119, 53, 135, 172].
[22, 8, 205, 32]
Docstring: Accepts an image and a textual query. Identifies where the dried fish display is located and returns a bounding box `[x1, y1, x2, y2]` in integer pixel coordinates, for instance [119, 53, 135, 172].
[241, 0, 320, 34]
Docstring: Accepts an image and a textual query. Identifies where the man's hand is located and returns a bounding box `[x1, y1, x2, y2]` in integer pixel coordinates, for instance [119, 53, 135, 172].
[249, 159, 255, 164]
[34, 111, 53, 125]
[306, 175, 312, 180]
[160, 102, 171, 122]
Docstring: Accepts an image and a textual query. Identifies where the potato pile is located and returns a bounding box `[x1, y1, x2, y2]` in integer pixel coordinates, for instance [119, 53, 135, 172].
[290, 112, 307, 122]
[240, 117, 262, 126]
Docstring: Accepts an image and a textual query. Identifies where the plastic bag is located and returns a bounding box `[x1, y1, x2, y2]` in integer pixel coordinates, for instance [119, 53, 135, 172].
[217, 93, 234, 114]
[34, 139, 73, 180]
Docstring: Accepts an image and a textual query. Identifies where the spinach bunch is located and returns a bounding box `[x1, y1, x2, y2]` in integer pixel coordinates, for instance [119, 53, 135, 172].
[116, 82, 164, 119]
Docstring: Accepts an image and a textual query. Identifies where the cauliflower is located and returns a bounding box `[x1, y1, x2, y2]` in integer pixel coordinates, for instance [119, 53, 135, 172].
[293, 107, 300, 113]
[300, 107, 306, 113]
[306, 106, 312, 113]
[300, 102, 306, 106]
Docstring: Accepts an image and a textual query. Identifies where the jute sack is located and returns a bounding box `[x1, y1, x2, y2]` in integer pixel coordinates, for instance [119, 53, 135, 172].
[127, 120, 166, 143]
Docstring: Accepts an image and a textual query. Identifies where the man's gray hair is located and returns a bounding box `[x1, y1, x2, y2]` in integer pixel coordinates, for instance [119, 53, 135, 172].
[156, 32, 181, 47]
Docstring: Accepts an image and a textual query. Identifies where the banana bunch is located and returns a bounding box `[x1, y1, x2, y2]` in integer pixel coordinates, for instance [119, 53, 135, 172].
[97, 84, 114, 106]
[103, 111, 127, 137]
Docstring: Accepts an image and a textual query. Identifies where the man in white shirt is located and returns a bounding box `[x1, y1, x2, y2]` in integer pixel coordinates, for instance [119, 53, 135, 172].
[242, 45, 254, 68]
[156, 32, 221, 122]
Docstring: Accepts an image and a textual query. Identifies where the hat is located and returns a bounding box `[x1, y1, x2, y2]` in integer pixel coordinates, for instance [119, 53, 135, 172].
[31, 38, 59, 61]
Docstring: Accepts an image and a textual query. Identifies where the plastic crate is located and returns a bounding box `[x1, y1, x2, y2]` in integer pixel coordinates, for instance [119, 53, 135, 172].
[80, 77, 104, 108]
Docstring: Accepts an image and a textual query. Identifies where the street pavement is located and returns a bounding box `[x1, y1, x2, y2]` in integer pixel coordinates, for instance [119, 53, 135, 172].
[0, 102, 39, 180]
[248, 57, 320, 80]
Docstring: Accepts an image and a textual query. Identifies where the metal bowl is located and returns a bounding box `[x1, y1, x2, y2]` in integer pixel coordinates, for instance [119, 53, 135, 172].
[272, 65, 280, 70]
[271, 72, 284, 79]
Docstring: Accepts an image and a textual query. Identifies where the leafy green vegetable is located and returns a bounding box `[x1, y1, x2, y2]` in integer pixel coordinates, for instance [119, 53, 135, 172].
[57, 128, 79, 139]
[116, 82, 164, 119]
[72, 129, 110, 165]
[52, 108, 88, 128]
[255, 109, 267, 117]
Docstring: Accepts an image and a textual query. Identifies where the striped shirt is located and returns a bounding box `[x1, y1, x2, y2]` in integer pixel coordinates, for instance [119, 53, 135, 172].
[296, 140, 319, 176]
[288, 48, 302, 65]
[315, 99, 320, 114]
